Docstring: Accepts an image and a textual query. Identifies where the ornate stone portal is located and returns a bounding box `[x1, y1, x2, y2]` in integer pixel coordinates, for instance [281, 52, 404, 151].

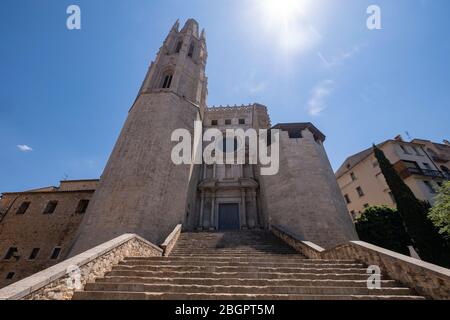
[192, 104, 269, 231]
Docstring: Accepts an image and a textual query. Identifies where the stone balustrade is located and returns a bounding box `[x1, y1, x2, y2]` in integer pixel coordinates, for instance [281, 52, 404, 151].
[0, 234, 163, 300]
[160, 224, 182, 256]
[271, 225, 450, 300]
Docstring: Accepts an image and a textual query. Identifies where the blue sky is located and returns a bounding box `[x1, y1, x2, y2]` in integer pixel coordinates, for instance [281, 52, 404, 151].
[1, 0, 449, 192]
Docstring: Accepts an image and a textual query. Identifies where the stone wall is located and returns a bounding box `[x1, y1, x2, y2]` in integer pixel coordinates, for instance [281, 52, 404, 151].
[0, 189, 95, 288]
[69, 92, 201, 256]
[272, 225, 450, 300]
[260, 128, 359, 248]
[0, 234, 162, 300]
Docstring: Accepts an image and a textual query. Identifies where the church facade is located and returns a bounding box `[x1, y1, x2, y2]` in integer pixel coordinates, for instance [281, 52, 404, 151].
[0, 19, 358, 288]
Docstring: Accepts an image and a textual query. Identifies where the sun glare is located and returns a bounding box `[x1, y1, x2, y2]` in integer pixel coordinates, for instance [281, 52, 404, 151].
[261, 0, 308, 24]
[255, 0, 320, 56]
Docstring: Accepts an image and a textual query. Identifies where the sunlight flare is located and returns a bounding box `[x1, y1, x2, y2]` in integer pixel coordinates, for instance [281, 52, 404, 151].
[253, 0, 321, 55]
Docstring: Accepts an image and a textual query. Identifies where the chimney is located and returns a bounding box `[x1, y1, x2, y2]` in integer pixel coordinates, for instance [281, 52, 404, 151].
[394, 135, 404, 142]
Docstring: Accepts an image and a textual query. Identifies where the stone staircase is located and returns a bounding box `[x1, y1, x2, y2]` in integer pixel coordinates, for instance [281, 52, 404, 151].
[73, 231, 426, 300]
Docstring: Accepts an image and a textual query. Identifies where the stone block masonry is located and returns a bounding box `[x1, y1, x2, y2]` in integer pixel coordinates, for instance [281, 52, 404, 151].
[69, 92, 201, 256]
[0, 234, 163, 300]
[259, 127, 359, 248]
[272, 225, 450, 300]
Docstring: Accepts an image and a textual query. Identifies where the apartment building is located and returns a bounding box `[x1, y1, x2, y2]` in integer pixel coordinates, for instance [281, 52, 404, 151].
[336, 136, 450, 219]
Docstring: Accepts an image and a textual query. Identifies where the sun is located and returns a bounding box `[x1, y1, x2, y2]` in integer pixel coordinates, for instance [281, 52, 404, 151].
[260, 0, 310, 24]
[254, 0, 320, 55]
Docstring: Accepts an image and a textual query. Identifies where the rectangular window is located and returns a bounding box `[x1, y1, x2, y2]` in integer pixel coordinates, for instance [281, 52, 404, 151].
[16, 202, 31, 215]
[388, 191, 396, 204]
[225, 119, 232, 125]
[423, 181, 436, 194]
[344, 194, 351, 204]
[211, 120, 218, 126]
[400, 145, 411, 154]
[6, 272, 15, 280]
[350, 172, 357, 181]
[239, 119, 245, 125]
[356, 187, 365, 197]
[412, 146, 422, 156]
[43, 201, 58, 215]
[404, 161, 420, 170]
[4, 247, 18, 260]
[28, 248, 40, 260]
[50, 247, 62, 260]
[75, 200, 90, 214]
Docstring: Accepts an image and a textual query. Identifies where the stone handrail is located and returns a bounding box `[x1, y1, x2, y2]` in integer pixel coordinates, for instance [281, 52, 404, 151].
[160, 224, 182, 256]
[0, 234, 163, 300]
[271, 225, 450, 300]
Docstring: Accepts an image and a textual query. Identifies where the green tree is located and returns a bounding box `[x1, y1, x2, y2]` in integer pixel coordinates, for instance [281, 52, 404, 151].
[429, 181, 450, 239]
[355, 206, 411, 255]
[373, 145, 449, 266]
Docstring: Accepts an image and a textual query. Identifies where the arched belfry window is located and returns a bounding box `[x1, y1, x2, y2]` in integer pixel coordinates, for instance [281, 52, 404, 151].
[187, 42, 195, 58]
[175, 40, 183, 54]
[161, 71, 173, 89]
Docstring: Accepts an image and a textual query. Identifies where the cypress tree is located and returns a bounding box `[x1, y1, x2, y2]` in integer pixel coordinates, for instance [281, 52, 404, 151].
[373, 145, 448, 266]
[355, 206, 411, 256]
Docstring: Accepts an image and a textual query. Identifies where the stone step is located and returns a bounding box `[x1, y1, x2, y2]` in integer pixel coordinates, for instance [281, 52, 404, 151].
[174, 242, 292, 246]
[72, 231, 425, 301]
[96, 276, 401, 288]
[169, 253, 304, 258]
[174, 247, 298, 253]
[118, 260, 366, 268]
[124, 257, 355, 264]
[171, 250, 296, 254]
[106, 270, 372, 280]
[112, 265, 369, 274]
[174, 243, 289, 246]
[82, 283, 414, 296]
[73, 291, 426, 300]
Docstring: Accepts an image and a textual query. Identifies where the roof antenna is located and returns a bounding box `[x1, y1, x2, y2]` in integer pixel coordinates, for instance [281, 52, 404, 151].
[405, 131, 412, 141]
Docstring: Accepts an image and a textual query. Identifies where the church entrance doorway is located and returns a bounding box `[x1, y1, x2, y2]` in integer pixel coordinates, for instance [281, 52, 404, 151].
[218, 203, 240, 231]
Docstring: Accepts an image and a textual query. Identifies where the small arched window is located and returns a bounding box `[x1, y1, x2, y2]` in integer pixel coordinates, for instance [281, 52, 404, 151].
[161, 71, 173, 89]
[187, 42, 195, 58]
[175, 40, 183, 54]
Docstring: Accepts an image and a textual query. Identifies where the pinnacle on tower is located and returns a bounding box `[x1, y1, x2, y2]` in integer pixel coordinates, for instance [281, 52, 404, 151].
[181, 18, 200, 38]
[171, 19, 180, 32]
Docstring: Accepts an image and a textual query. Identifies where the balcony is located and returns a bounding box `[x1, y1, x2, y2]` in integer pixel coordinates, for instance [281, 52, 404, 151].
[432, 155, 450, 163]
[399, 167, 450, 180]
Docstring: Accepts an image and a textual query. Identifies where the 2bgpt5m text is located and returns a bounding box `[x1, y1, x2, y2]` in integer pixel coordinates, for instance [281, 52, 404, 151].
[175, 304, 275, 317]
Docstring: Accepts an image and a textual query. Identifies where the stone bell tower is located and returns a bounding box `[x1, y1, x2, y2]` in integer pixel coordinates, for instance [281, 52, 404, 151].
[69, 19, 207, 255]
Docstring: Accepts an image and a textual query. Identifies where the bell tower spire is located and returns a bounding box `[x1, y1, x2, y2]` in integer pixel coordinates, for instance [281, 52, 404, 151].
[139, 18, 208, 115]
[69, 19, 208, 255]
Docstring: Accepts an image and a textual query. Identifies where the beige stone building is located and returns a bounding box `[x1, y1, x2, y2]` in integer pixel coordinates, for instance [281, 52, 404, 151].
[0, 180, 98, 287]
[0, 19, 358, 289]
[336, 136, 450, 219]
